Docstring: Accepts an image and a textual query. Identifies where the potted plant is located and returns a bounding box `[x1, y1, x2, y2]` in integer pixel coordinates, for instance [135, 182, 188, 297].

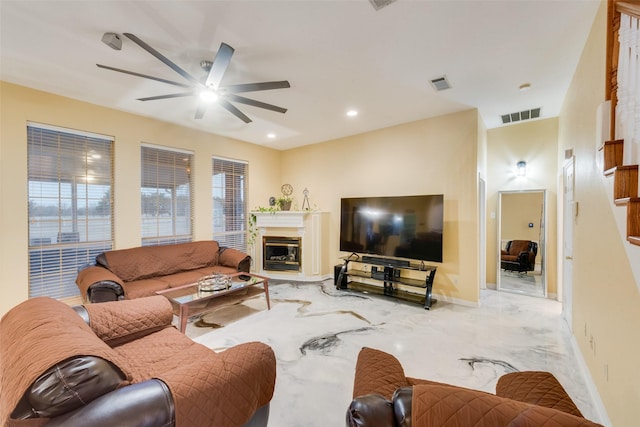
[276, 196, 293, 211]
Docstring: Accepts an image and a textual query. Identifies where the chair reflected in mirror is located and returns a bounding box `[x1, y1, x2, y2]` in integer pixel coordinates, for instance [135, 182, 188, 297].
[500, 240, 538, 274]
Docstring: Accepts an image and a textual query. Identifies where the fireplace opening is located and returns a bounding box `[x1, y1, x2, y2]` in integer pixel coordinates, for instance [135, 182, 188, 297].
[263, 236, 301, 271]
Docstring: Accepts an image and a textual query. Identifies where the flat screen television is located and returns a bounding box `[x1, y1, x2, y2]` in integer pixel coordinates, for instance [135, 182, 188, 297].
[340, 194, 444, 263]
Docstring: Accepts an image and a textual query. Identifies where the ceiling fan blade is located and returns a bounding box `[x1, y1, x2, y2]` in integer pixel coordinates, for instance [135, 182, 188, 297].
[194, 104, 206, 119]
[205, 43, 234, 90]
[123, 33, 201, 86]
[219, 99, 252, 123]
[137, 92, 195, 101]
[222, 81, 291, 94]
[97, 64, 192, 88]
[226, 94, 287, 114]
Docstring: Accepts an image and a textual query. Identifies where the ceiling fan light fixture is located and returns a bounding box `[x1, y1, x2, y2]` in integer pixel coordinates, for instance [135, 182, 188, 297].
[99, 34, 289, 123]
[199, 89, 218, 103]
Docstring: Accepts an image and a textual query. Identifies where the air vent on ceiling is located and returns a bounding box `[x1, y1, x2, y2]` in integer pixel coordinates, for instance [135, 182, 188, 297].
[369, 0, 397, 11]
[430, 76, 452, 91]
[500, 107, 541, 124]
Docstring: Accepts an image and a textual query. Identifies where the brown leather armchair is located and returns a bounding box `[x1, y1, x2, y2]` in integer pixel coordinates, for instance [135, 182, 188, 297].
[346, 347, 602, 427]
[0, 295, 276, 427]
[500, 239, 538, 273]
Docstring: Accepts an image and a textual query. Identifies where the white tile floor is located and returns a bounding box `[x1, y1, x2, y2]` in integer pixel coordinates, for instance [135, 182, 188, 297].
[499, 270, 545, 297]
[191, 280, 602, 427]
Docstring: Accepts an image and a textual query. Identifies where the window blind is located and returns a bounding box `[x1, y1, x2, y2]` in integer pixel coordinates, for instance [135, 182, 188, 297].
[27, 123, 113, 299]
[141, 145, 193, 246]
[212, 157, 248, 251]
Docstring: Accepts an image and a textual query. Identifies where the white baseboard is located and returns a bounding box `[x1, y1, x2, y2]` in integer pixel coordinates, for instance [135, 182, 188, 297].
[432, 293, 480, 307]
[569, 333, 612, 426]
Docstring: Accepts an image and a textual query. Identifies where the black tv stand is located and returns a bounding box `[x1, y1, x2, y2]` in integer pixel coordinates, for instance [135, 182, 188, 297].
[336, 255, 437, 309]
[361, 255, 410, 268]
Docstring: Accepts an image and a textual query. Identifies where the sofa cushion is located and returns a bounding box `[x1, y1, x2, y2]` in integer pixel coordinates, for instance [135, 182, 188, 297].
[353, 347, 410, 400]
[411, 384, 602, 426]
[101, 241, 220, 282]
[114, 328, 276, 426]
[496, 371, 583, 418]
[121, 266, 242, 299]
[158, 266, 241, 289]
[84, 295, 174, 347]
[122, 277, 172, 300]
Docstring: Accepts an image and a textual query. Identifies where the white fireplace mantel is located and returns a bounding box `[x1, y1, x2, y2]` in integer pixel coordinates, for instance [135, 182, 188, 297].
[250, 211, 330, 281]
[252, 211, 307, 228]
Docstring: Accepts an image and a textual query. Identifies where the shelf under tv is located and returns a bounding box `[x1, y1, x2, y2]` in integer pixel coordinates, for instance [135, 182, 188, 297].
[335, 255, 437, 309]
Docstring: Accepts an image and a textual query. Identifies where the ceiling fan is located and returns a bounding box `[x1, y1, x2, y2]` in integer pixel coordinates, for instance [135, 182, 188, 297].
[97, 33, 290, 123]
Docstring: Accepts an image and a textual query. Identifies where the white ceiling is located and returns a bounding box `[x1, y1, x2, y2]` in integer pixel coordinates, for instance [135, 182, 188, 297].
[0, 0, 600, 150]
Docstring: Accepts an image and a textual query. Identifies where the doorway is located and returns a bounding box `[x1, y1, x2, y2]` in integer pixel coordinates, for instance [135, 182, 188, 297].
[562, 157, 575, 330]
[497, 190, 547, 297]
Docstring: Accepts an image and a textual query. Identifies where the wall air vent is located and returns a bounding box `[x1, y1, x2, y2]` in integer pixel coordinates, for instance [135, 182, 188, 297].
[369, 0, 397, 10]
[500, 107, 541, 124]
[430, 76, 452, 91]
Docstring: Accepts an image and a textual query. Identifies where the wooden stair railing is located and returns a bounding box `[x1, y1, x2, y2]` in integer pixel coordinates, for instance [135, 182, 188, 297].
[601, 139, 640, 246]
[628, 198, 640, 245]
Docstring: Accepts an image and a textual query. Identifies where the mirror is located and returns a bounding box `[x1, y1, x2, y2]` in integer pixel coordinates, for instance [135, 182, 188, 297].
[497, 190, 546, 297]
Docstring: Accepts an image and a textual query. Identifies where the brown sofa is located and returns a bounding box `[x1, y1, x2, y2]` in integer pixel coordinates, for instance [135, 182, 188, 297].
[0, 295, 275, 427]
[76, 240, 251, 303]
[347, 347, 602, 426]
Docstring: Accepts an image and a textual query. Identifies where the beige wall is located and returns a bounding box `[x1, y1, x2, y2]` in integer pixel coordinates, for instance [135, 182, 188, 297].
[0, 82, 281, 315]
[486, 118, 559, 296]
[281, 109, 481, 305]
[558, 2, 640, 425]
[500, 192, 544, 243]
[1, 85, 482, 310]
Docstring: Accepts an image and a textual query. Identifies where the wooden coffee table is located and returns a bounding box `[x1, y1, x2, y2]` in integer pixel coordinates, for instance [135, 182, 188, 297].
[156, 272, 270, 333]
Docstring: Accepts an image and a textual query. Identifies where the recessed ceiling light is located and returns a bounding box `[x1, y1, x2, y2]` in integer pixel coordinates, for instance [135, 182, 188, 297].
[519, 83, 531, 92]
[346, 110, 358, 117]
[267, 133, 276, 139]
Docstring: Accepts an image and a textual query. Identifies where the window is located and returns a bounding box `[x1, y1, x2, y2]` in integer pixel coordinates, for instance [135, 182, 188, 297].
[27, 123, 113, 299]
[141, 144, 193, 246]
[212, 157, 248, 251]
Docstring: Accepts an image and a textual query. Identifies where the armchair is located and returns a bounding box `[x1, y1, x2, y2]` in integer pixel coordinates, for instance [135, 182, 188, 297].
[347, 347, 602, 427]
[0, 295, 276, 427]
[500, 239, 538, 273]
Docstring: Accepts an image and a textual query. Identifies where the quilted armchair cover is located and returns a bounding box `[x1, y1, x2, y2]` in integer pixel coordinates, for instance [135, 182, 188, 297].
[1, 296, 276, 427]
[348, 347, 602, 427]
[412, 384, 600, 426]
[84, 296, 277, 427]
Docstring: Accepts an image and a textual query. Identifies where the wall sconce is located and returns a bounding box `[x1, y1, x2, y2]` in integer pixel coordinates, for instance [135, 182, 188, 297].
[516, 161, 527, 176]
